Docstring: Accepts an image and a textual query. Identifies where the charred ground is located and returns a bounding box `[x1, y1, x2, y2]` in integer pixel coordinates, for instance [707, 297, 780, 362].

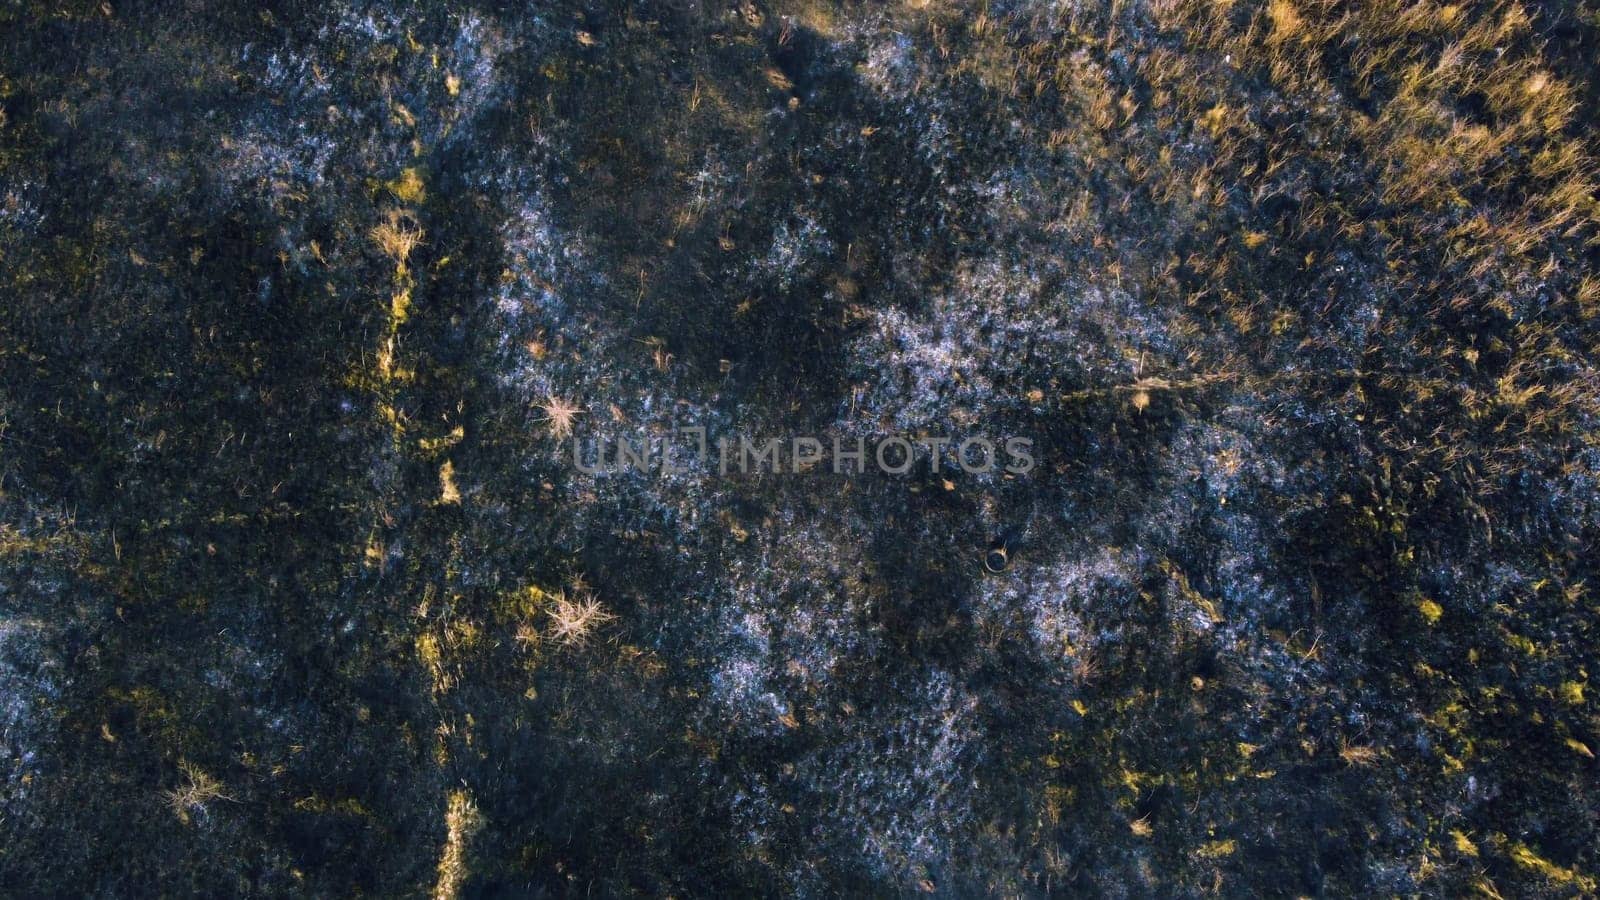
[2, 0, 1599, 896]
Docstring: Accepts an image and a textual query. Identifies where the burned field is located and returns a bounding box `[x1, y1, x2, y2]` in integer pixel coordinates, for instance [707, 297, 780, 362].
[2, 0, 1599, 896]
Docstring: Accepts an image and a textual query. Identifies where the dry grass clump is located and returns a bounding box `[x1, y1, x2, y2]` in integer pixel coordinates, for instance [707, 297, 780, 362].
[513, 621, 542, 651]
[1505, 840, 1597, 893]
[438, 459, 461, 504]
[1337, 741, 1379, 767]
[545, 590, 614, 647]
[432, 790, 482, 900]
[534, 395, 583, 439]
[164, 759, 230, 823]
[370, 208, 425, 264]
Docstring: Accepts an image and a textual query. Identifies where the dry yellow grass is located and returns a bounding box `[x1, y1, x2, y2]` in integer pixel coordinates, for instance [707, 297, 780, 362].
[433, 790, 483, 900]
[371, 208, 425, 264]
[164, 760, 229, 824]
[387, 167, 426, 203]
[438, 460, 460, 504]
[1338, 742, 1379, 766]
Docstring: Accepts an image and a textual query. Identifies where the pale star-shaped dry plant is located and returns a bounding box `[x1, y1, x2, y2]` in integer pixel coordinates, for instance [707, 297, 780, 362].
[535, 395, 583, 439]
[545, 590, 614, 647]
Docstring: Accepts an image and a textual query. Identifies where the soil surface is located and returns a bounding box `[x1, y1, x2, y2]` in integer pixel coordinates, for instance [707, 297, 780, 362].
[2, 1, 1599, 896]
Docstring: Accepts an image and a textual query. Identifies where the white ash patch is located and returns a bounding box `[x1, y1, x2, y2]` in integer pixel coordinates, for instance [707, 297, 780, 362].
[0, 617, 58, 804]
[488, 187, 746, 532]
[247, 46, 333, 105]
[753, 211, 833, 292]
[698, 517, 882, 734]
[685, 151, 736, 213]
[846, 259, 1164, 440]
[1171, 414, 1301, 633]
[494, 191, 593, 328]
[859, 33, 917, 99]
[998, 543, 1141, 659]
[702, 603, 791, 735]
[0, 185, 43, 232]
[212, 127, 339, 202]
[204, 46, 338, 200]
[440, 14, 506, 121]
[797, 670, 982, 881]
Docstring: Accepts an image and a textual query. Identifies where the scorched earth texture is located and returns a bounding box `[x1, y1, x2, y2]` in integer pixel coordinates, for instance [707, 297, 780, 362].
[2, 0, 1599, 896]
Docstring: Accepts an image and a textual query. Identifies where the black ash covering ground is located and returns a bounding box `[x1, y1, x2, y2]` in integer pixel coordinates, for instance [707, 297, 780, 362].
[2, 0, 1599, 896]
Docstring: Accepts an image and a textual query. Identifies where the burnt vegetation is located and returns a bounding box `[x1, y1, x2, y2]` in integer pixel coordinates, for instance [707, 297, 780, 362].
[2, 0, 1598, 896]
